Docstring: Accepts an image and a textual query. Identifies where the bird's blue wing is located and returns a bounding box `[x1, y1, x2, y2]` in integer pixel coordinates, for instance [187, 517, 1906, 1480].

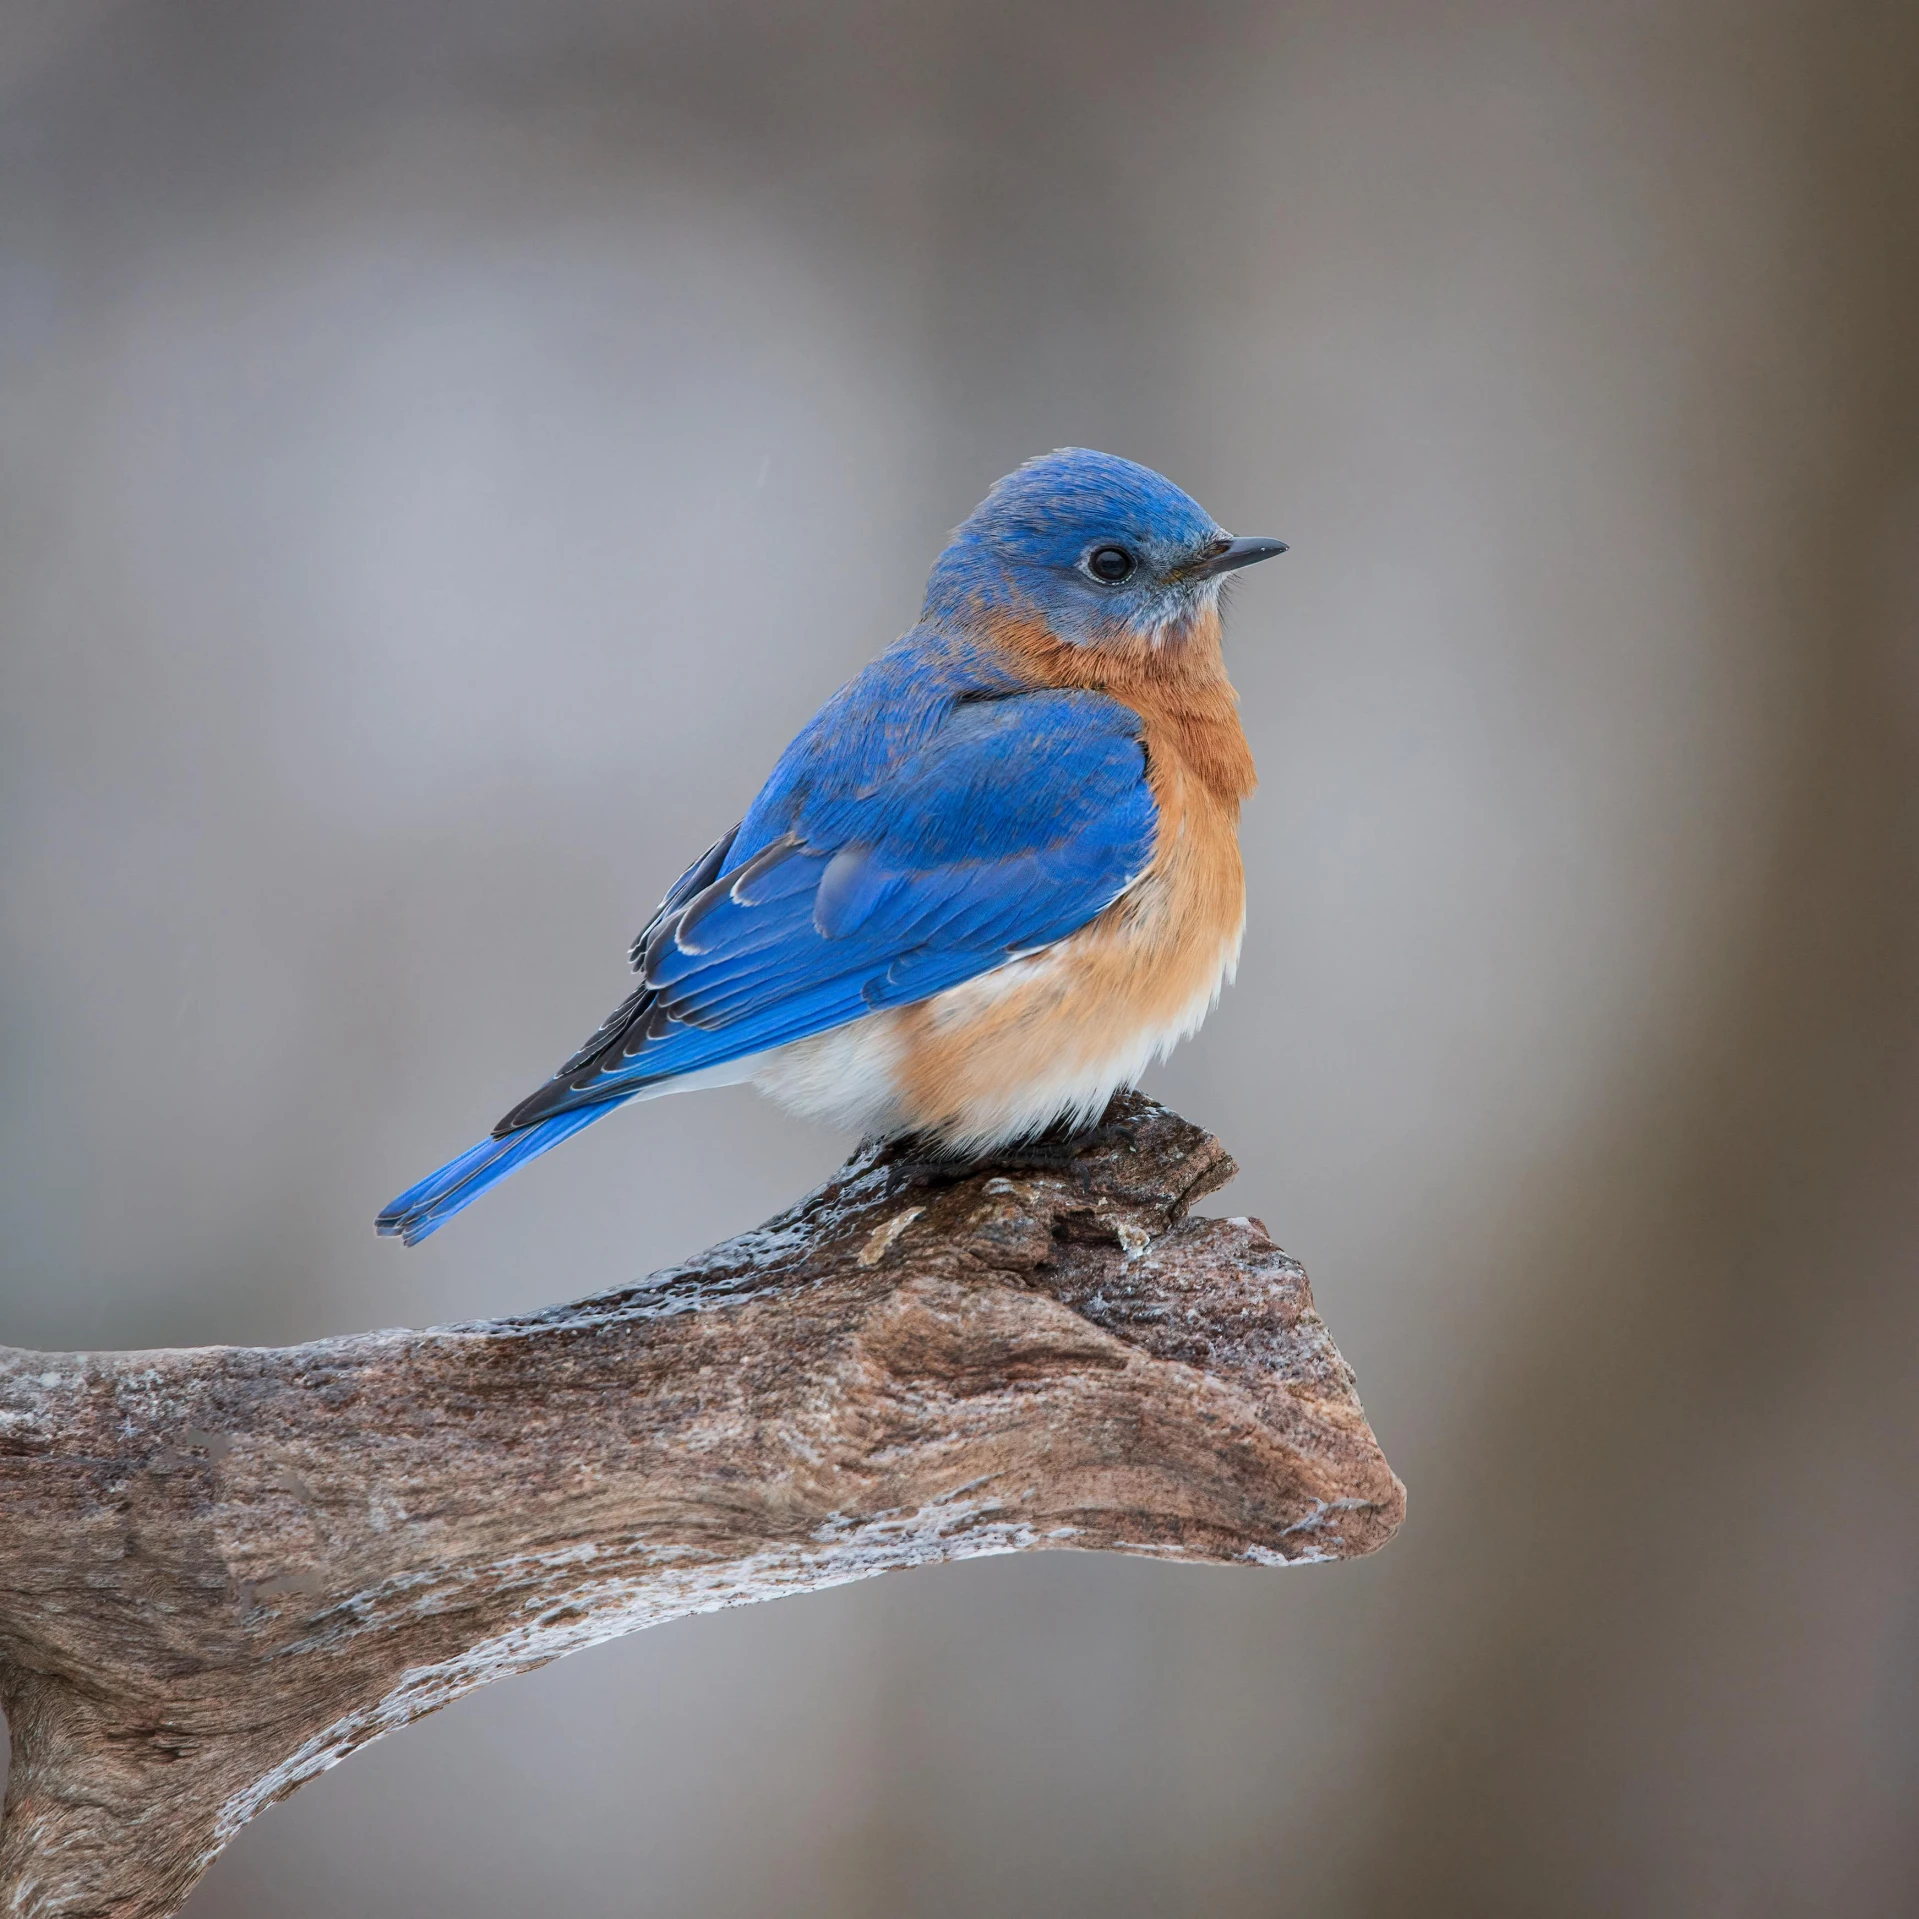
[494, 688, 1156, 1132]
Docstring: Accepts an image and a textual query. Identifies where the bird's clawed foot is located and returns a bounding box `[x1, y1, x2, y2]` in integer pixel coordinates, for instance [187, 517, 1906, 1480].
[876, 1092, 1144, 1186]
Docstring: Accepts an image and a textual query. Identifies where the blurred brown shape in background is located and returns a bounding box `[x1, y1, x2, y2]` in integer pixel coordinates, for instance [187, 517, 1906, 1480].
[0, 2, 1915, 1914]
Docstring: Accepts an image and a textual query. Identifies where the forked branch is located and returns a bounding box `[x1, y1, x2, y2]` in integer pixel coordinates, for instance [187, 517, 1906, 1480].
[0, 1095, 1402, 1918]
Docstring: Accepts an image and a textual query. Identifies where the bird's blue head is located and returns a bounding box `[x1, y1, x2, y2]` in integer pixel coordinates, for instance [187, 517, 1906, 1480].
[922, 448, 1286, 650]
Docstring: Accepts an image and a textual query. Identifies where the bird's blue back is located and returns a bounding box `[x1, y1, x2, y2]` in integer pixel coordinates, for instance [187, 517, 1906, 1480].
[494, 625, 1157, 1130]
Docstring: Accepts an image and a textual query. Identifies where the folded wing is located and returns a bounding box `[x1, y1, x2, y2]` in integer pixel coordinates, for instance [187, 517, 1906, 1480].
[495, 690, 1156, 1133]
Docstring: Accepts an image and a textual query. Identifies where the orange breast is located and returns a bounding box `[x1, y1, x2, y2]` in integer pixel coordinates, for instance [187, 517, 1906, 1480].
[889, 604, 1256, 1148]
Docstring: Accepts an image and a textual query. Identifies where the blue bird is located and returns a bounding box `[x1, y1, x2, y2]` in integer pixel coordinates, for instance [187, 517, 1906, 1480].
[377, 449, 1285, 1244]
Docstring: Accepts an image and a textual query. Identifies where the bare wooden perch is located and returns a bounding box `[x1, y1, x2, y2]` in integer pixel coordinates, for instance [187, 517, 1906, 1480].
[0, 1095, 1402, 1919]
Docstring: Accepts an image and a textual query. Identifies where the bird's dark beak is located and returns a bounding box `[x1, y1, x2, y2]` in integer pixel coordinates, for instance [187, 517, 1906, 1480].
[1188, 535, 1289, 579]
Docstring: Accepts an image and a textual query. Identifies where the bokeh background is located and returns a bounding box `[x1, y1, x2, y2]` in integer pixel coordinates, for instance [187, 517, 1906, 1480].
[4, 1, 1918, 1912]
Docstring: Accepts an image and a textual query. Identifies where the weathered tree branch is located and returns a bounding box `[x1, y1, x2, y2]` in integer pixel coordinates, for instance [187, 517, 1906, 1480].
[0, 1095, 1402, 1918]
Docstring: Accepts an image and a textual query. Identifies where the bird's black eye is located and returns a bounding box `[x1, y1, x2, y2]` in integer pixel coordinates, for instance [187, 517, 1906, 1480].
[1084, 545, 1137, 585]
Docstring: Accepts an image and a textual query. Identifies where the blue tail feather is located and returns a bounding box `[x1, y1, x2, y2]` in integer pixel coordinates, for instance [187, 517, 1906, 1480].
[375, 1103, 619, 1245]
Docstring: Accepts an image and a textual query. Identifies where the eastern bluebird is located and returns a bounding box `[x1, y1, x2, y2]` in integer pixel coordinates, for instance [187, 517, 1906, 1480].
[377, 449, 1285, 1243]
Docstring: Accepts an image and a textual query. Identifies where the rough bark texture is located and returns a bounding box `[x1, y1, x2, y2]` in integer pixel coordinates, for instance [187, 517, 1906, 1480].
[0, 1095, 1403, 1918]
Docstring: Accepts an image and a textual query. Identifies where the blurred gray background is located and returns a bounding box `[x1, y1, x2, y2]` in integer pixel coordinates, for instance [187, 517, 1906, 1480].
[3, 0, 1917, 1912]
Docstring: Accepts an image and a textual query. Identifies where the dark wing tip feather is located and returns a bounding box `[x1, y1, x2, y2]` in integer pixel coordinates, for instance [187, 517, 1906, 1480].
[628, 825, 740, 970]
